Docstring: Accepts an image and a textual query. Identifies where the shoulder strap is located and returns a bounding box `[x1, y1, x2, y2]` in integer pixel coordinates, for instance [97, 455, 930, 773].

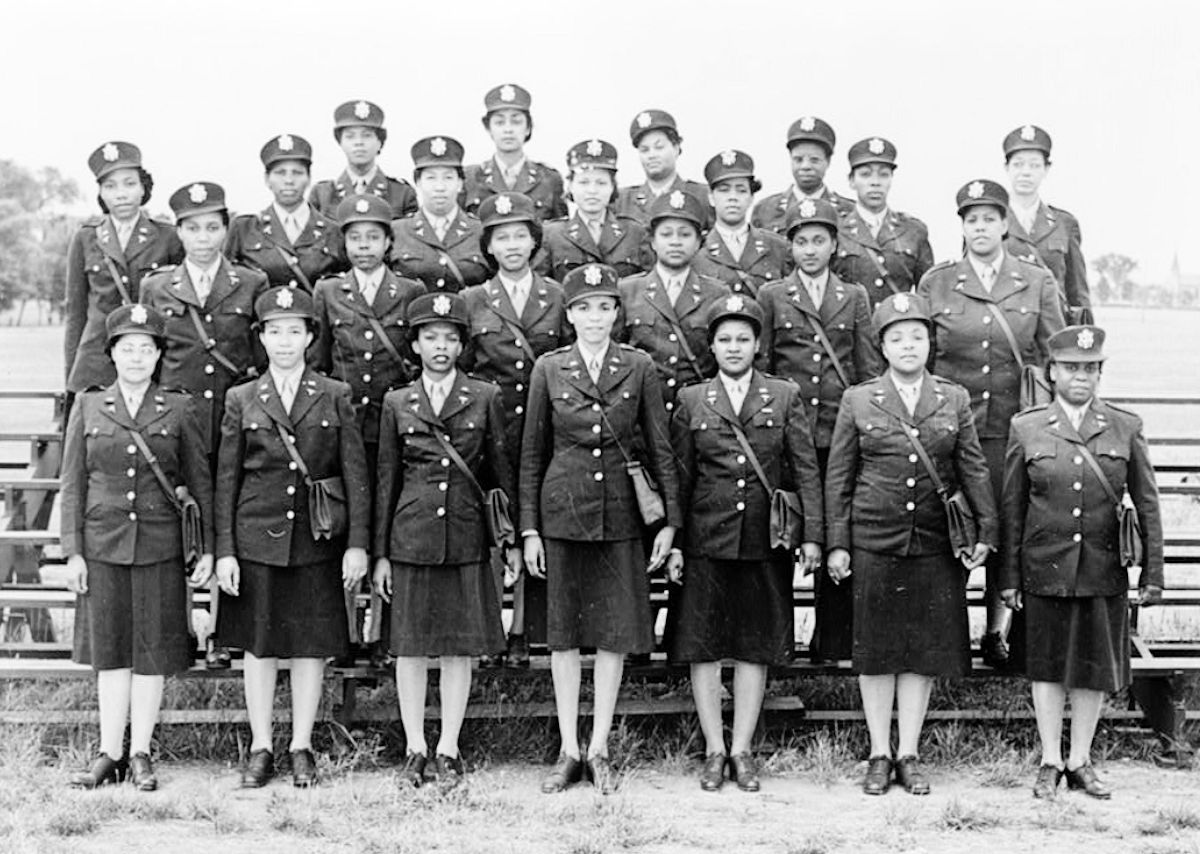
[596, 407, 635, 467]
[360, 311, 406, 365]
[896, 417, 948, 496]
[429, 429, 487, 501]
[100, 255, 134, 305]
[436, 250, 467, 289]
[128, 429, 183, 515]
[275, 246, 313, 292]
[808, 317, 851, 388]
[493, 310, 537, 362]
[644, 298, 704, 379]
[273, 421, 314, 488]
[841, 231, 900, 296]
[184, 305, 242, 376]
[726, 419, 775, 496]
[983, 302, 1026, 370]
[1075, 443, 1121, 507]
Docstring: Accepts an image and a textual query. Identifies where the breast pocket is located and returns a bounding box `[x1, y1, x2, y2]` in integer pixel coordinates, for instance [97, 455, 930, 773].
[1095, 444, 1130, 486]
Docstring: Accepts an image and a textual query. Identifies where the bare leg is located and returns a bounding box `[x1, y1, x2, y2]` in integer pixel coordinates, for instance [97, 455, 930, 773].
[395, 656, 429, 755]
[690, 662, 726, 755]
[895, 673, 933, 757]
[288, 657, 325, 752]
[730, 662, 767, 755]
[435, 656, 472, 757]
[1066, 688, 1105, 770]
[588, 650, 624, 759]
[858, 674, 896, 758]
[1031, 681, 1067, 768]
[128, 674, 164, 755]
[242, 653, 278, 752]
[96, 668, 132, 758]
[550, 649, 581, 759]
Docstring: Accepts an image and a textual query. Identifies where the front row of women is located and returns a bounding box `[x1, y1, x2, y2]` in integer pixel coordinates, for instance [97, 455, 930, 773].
[62, 269, 1162, 801]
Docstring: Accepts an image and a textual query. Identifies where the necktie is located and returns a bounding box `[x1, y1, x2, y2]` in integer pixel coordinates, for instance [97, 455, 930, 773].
[900, 385, 918, 416]
[196, 271, 211, 303]
[433, 217, 447, 242]
[588, 357, 602, 385]
[587, 218, 603, 245]
[360, 274, 378, 306]
[503, 165, 518, 189]
[725, 231, 745, 258]
[430, 382, 446, 414]
[280, 377, 296, 413]
[867, 214, 883, 239]
[728, 381, 745, 415]
[1069, 408, 1084, 431]
[980, 265, 996, 293]
[666, 277, 683, 306]
[116, 220, 134, 250]
[354, 178, 367, 195]
[509, 283, 527, 317]
[808, 279, 824, 308]
[284, 215, 302, 244]
[125, 392, 142, 417]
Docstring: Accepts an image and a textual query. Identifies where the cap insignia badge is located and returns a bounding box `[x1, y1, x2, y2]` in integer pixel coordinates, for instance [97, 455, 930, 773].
[1077, 328, 1095, 349]
[495, 195, 513, 215]
[130, 304, 148, 324]
[669, 190, 686, 209]
[868, 138, 885, 154]
[720, 150, 738, 166]
[967, 181, 984, 199]
[1020, 125, 1037, 141]
[636, 112, 652, 129]
[893, 293, 911, 313]
[278, 134, 294, 151]
[499, 84, 516, 102]
[276, 289, 294, 309]
[799, 116, 816, 132]
[354, 101, 371, 120]
[725, 295, 745, 311]
[355, 199, 370, 214]
[102, 143, 120, 162]
[188, 183, 208, 204]
[586, 139, 603, 157]
[798, 199, 817, 217]
[584, 265, 603, 286]
[432, 295, 452, 316]
[430, 137, 447, 156]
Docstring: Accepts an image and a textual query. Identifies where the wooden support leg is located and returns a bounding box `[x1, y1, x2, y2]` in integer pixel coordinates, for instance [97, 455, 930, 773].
[1130, 673, 1193, 768]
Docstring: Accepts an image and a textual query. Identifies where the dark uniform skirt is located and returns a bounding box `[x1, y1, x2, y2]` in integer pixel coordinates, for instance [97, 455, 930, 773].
[1012, 593, 1130, 693]
[852, 548, 969, 677]
[667, 555, 794, 665]
[546, 538, 653, 654]
[389, 560, 505, 657]
[217, 559, 349, 659]
[810, 447, 853, 662]
[73, 559, 192, 676]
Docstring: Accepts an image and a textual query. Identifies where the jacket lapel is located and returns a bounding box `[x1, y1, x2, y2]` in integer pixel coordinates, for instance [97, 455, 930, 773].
[122, 214, 160, 266]
[511, 160, 539, 195]
[260, 206, 294, 251]
[703, 231, 739, 270]
[337, 273, 375, 319]
[483, 277, 523, 328]
[989, 254, 1030, 304]
[596, 343, 632, 397]
[169, 265, 202, 308]
[820, 274, 853, 324]
[521, 274, 554, 325]
[440, 212, 475, 250]
[559, 345, 600, 400]
[289, 370, 323, 427]
[133, 385, 173, 432]
[870, 375, 911, 425]
[401, 384, 444, 430]
[254, 375, 293, 430]
[95, 217, 128, 267]
[784, 275, 822, 322]
[912, 375, 950, 424]
[437, 375, 475, 422]
[739, 371, 774, 424]
[597, 214, 630, 256]
[408, 212, 443, 249]
[673, 270, 707, 320]
[645, 271, 684, 325]
[204, 258, 240, 309]
[701, 375, 740, 423]
[370, 268, 406, 316]
[564, 214, 602, 258]
[98, 382, 137, 430]
[1028, 202, 1056, 243]
[950, 259, 993, 303]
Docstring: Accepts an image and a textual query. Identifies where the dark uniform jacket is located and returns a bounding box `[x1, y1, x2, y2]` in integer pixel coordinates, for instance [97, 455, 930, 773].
[1002, 398, 1163, 596]
[374, 375, 514, 566]
[224, 204, 346, 292]
[1003, 202, 1091, 315]
[463, 157, 567, 223]
[917, 254, 1065, 439]
[757, 272, 882, 449]
[519, 343, 682, 541]
[616, 176, 714, 231]
[832, 208, 934, 311]
[311, 268, 427, 444]
[141, 259, 270, 455]
[64, 214, 184, 392]
[459, 274, 570, 452]
[61, 383, 213, 565]
[671, 371, 824, 560]
[215, 370, 369, 566]
[751, 186, 850, 236]
[390, 210, 490, 293]
[825, 373, 997, 556]
[614, 269, 730, 411]
[535, 212, 651, 282]
[692, 226, 791, 298]
[310, 168, 418, 221]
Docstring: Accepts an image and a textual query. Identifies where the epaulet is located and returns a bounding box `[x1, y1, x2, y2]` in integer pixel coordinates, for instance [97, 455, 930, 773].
[617, 272, 646, 287]
[923, 259, 957, 276]
[1046, 203, 1077, 220]
[543, 215, 570, 227]
[695, 271, 726, 289]
[143, 264, 177, 277]
[850, 375, 884, 393]
[549, 343, 573, 355]
[464, 372, 501, 390]
[81, 215, 106, 228]
[759, 372, 799, 390]
[233, 264, 269, 283]
[1012, 253, 1050, 271]
[1102, 400, 1139, 419]
[148, 213, 175, 227]
[158, 387, 193, 398]
[616, 343, 641, 353]
[386, 174, 413, 187]
[1012, 402, 1051, 423]
[80, 384, 107, 395]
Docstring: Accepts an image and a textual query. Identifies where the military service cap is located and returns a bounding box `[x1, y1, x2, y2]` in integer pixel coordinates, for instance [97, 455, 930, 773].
[566, 139, 619, 172]
[629, 109, 680, 146]
[872, 292, 932, 339]
[334, 99, 385, 131]
[260, 133, 313, 170]
[848, 136, 897, 170]
[786, 116, 836, 154]
[955, 179, 1009, 216]
[407, 292, 469, 330]
[483, 82, 532, 116]
[168, 181, 227, 221]
[255, 286, 316, 325]
[703, 149, 762, 192]
[478, 192, 537, 229]
[563, 264, 621, 307]
[706, 293, 765, 337]
[1003, 124, 1052, 159]
[1047, 325, 1107, 362]
[105, 303, 165, 346]
[648, 189, 707, 230]
[784, 198, 840, 239]
[335, 194, 392, 229]
[411, 136, 465, 171]
[88, 141, 143, 181]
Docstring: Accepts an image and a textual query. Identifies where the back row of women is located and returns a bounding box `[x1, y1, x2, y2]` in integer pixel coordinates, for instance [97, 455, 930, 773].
[60, 85, 1160, 803]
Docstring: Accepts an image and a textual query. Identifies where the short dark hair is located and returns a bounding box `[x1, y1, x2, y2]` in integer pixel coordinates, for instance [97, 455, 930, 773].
[412, 166, 466, 183]
[96, 167, 153, 214]
[335, 126, 387, 148]
[565, 168, 620, 205]
[483, 110, 534, 143]
[479, 219, 543, 273]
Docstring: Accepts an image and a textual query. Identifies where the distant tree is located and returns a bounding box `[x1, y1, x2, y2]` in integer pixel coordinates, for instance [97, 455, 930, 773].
[1092, 253, 1138, 302]
[0, 160, 81, 323]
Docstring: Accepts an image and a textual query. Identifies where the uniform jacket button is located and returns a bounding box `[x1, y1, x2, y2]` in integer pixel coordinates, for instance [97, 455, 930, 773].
[286, 510, 295, 520]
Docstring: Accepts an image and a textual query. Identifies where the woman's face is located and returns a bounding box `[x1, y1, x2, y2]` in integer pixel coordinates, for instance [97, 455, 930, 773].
[417, 166, 463, 218]
[651, 218, 701, 270]
[344, 222, 389, 272]
[265, 160, 310, 210]
[99, 168, 145, 221]
[258, 318, 312, 372]
[1006, 151, 1049, 196]
[1049, 360, 1101, 405]
[570, 168, 614, 217]
[488, 222, 535, 274]
[177, 212, 227, 267]
[961, 206, 1006, 259]
[339, 126, 382, 169]
[636, 131, 679, 181]
[411, 322, 462, 377]
[790, 224, 835, 276]
[849, 163, 894, 212]
[566, 295, 618, 346]
[711, 319, 757, 379]
[488, 109, 529, 153]
[709, 178, 754, 228]
[880, 320, 930, 377]
[110, 332, 159, 385]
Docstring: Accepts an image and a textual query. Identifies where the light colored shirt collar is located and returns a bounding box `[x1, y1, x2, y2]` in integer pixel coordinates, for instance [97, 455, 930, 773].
[856, 204, 887, 230]
[796, 269, 830, 292]
[715, 221, 749, 243]
[116, 379, 150, 414]
[494, 154, 526, 176]
[422, 368, 457, 401]
[185, 257, 222, 287]
[719, 370, 750, 396]
[656, 264, 689, 287]
[269, 363, 305, 395]
[1058, 396, 1093, 426]
[346, 165, 378, 187]
[354, 265, 385, 291]
[576, 339, 610, 368]
[273, 202, 311, 233]
[792, 184, 827, 202]
[968, 250, 1004, 285]
[498, 269, 533, 297]
[424, 207, 460, 228]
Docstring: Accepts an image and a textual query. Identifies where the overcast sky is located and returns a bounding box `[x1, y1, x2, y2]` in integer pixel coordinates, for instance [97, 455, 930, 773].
[5, 0, 1197, 281]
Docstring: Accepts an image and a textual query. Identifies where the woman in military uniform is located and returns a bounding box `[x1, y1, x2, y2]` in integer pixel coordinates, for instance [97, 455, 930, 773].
[825, 292, 996, 796]
[62, 304, 213, 791]
[751, 117, 849, 236]
[141, 182, 270, 669]
[916, 179, 1065, 670]
[214, 287, 370, 789]
[692, 149, 791, 298]
[64, 141, 182, 416]
[521, 264, 681, 795]
[667, 296, 823, 793]
[757, 198, 881, 663]
[462, 83, 567, 223]
[1001, 125, 1092, 323]
[312, 193, 426, 665]
[831, 137, 934, 312]
[390, 136, 489, 294]
[460, 192, 569, 666]
[1001, 325, 1162, 800]
[614, 192, 730, 414]
[310, 100, 417, 221]
[373, 292, 519, 789]
[615, 109, 713, 231]
[225, 134, 345, 292]
[535, 139, 651, 282]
